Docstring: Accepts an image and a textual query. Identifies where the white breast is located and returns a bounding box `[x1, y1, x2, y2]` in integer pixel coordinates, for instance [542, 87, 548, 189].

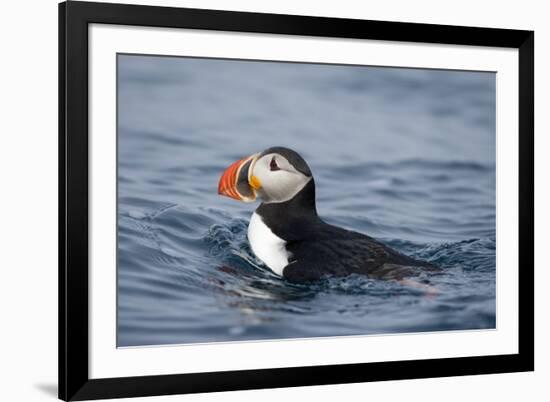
[247, 212, 289, 276]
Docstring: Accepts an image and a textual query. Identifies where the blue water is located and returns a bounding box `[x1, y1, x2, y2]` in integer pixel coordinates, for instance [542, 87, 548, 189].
[117, 55, 496, 347]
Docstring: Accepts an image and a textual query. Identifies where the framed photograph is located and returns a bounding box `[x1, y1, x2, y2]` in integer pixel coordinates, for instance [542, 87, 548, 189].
[59, 1, 534, 400]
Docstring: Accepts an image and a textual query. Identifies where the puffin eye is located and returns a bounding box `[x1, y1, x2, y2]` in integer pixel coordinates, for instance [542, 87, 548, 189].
[270, 157, 280, 171]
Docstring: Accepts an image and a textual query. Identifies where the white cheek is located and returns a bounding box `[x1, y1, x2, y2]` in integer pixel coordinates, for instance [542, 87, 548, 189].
[264, 172, 292, 197]
[265, 173, 311, 203]
[252, 155, 311, 203]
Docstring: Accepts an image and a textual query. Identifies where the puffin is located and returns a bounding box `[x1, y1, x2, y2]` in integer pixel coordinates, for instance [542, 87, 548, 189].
[218, 146, 438, 283]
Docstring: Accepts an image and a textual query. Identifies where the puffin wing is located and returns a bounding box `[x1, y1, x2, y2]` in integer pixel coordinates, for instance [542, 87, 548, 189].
[283, 232, 437, 283]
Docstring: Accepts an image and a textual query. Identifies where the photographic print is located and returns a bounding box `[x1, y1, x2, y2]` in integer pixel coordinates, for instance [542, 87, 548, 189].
[116, 54, 496, 347]
[60, 3, 534, 399]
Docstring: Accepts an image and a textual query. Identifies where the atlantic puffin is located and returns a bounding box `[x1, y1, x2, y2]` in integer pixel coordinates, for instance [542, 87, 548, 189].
[218, 147, 438, 283]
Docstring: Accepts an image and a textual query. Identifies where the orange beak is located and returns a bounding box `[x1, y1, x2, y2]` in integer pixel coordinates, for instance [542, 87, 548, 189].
[218, 154, 259, 202]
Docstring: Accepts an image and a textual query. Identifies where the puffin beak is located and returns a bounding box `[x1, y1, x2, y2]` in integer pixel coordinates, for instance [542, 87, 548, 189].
[218, 154, 260, 202]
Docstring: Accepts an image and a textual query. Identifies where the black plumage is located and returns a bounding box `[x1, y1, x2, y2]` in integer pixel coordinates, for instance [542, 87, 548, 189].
[256, 179, 438, 283]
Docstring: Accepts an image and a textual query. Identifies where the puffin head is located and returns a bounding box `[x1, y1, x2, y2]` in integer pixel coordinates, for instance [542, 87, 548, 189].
[218, 146, 313, 204]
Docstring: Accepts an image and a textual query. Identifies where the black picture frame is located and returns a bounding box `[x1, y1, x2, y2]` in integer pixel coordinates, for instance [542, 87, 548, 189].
[59, 1, 534, 400]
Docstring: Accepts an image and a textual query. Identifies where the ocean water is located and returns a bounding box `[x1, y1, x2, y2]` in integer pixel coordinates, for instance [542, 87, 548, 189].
[117, 54, 496, 347]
